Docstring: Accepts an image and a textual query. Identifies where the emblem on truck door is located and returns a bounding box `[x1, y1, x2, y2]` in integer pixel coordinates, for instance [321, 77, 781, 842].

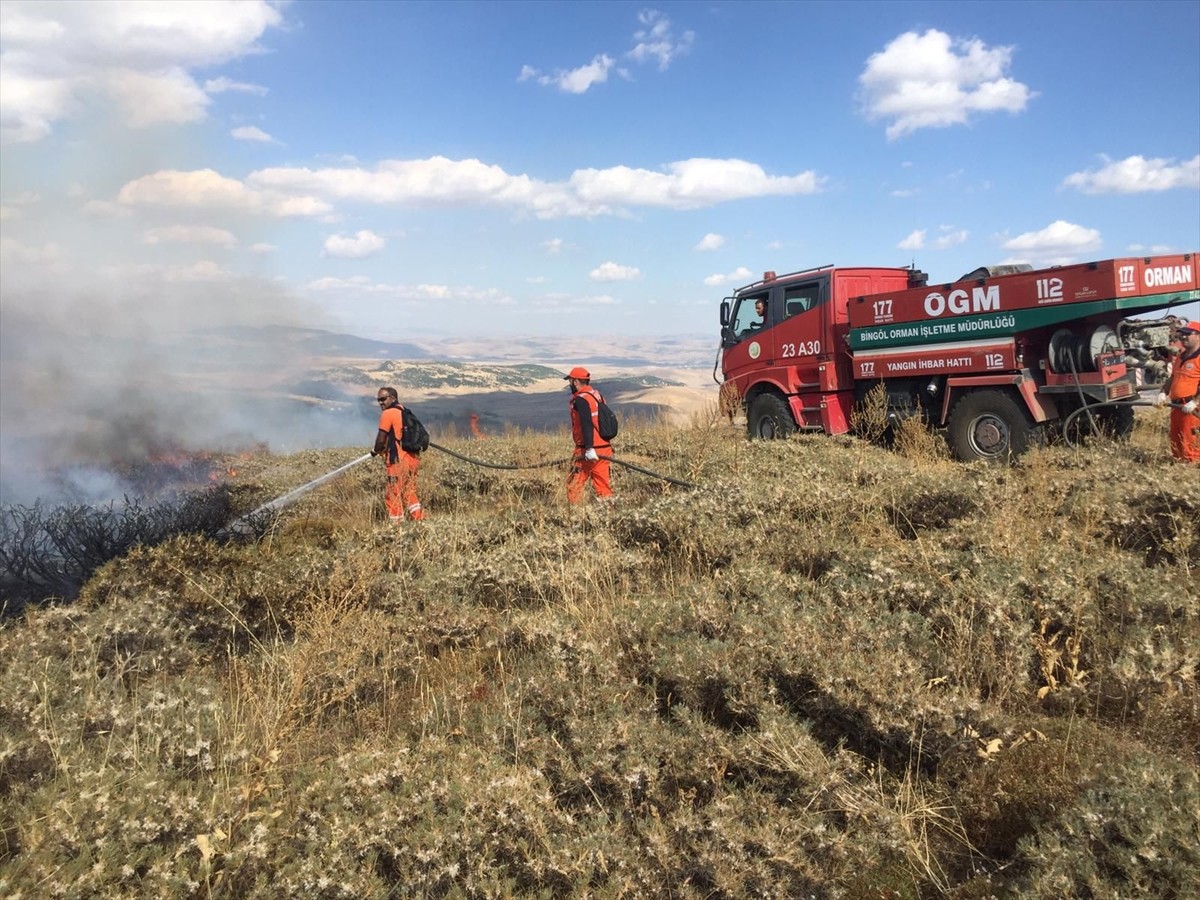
[748, 341, 761, 360]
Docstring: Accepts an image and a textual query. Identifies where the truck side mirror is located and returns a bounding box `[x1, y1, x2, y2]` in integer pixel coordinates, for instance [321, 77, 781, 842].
[720, 300, 731, 328]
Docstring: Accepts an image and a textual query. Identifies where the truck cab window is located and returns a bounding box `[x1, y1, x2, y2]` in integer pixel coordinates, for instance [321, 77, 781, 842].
[734, 293, 770, 338]
[784, 283, 822, 318]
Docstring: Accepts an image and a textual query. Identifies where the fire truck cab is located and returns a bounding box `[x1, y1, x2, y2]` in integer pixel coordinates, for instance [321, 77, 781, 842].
[720, 265, 923, 439]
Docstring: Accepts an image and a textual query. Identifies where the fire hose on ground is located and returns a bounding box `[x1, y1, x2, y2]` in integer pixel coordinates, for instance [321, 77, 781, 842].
[428, 441, 698, 488]
[1061, 397, 1195, 450]
[224, 399, 1188, 533]
[223, 441, 698, 535]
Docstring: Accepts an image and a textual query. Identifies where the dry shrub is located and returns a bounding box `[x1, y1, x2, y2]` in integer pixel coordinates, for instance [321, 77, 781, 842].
[1104, 490, 1199, 568]
[852, 383, 891, 443]
[227, 596, 415, 756]
[717, 379, 743, 420]
[944, 717, 1200, 897]
[894, 414, 950, 462]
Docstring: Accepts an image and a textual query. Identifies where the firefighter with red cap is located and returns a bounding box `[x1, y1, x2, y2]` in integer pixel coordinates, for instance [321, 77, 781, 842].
[564, 366, 614, 503]
[1156, 320, 1200, 463]
[371, 386, 425, 520]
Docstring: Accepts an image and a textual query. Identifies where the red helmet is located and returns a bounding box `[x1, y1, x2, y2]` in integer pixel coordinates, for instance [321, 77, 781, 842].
[564, 366, 591, 380]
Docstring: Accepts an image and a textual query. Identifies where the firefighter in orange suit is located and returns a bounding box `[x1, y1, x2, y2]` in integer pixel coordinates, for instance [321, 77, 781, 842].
[1156, 321, 1200, 463]
[371, 386, 424, 520]
[564, 366, 614, 503]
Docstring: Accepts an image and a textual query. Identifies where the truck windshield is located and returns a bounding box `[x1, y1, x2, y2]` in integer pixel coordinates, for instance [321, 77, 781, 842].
[732, 293, 768, 339]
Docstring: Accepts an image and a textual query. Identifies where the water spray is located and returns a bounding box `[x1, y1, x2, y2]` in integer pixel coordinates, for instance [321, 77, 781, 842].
[224, 453, 373, 536]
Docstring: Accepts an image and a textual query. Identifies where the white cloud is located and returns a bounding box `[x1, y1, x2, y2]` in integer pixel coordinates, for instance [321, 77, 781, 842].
[163, 260, 232, 282]
[898, 230, 925, 250]
[0, 1, 282, 143]
[81, 199, 133, 217]
[248, 155, 821, 219]
[590, 261, 641, 282]
[695, 233, 725, 251]
[0, 69, 76, 142]
[204, 76, 268, 96]
[569, 158, 822, 211]
[143, 225, 237, 248]
[520, 8, 691, 93]
[1061, 154, 1200, 194]
[0, 191, 40, 219]
[859, 29, 1035, 139]
[1003, 220, 1102, 262]
[0, 236, 63, 264]
[104, 66, 211, 127]
[628, 9, 694, 71]
[231, 125, 276, 143]
[542, 238, 565, 254]
[518, 54, 617, 94]
[322, 230, 386, 259]
[891, 188, 919, 198]
[704, 266, 753, 287]
[305, 275, 513, 304]
[249, 242, 276, 254]
[251, 157, 538, 207]
[118, 169, 332, 217]
[933, 227, 969, 249]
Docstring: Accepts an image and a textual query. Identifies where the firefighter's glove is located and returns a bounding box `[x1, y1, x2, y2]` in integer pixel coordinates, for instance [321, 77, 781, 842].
[370, 449, 378, 457]
[1184, 399, 1198, 415]
[584, 448, 599, 461]
[1155, 392, 1169, 408]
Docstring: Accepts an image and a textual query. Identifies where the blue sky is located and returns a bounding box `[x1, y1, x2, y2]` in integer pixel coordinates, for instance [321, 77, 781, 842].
[2, 0, 1197, 342]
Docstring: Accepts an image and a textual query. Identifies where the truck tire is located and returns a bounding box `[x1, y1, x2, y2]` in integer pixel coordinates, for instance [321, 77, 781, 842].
[747, 394, 797, 439]
[946, 390, 1042, 462]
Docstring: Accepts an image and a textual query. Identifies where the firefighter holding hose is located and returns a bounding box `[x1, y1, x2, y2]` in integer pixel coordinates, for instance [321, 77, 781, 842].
[371, 387, 425, 521]
[1156, 321, 1200, 464]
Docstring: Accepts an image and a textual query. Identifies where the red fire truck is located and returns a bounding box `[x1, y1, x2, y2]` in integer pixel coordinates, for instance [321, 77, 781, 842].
[716, 254, 1198, 461]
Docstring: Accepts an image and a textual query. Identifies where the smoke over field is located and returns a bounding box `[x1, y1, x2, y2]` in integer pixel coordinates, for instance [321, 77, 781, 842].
[0, 266, 352, 505]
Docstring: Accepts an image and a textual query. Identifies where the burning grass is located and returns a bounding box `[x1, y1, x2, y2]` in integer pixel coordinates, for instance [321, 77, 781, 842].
[1, 405, 1197, 897]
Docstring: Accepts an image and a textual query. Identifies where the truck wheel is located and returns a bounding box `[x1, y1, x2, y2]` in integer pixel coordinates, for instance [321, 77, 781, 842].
[946, 390, 1042, 462]
[747, 394, 797, 439]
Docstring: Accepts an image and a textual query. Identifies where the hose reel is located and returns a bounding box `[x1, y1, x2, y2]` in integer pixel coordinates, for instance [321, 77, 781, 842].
[1048, 326, 1120, 375]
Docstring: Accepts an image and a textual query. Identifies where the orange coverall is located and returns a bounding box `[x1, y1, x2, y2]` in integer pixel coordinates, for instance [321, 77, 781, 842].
[377, 405, 424, 519]
[1166, 347, 1200, 463]
[567, 387, 614, 503]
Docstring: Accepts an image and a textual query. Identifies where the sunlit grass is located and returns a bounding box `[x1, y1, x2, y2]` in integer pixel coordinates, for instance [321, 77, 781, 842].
[1, 407, 1196, 897]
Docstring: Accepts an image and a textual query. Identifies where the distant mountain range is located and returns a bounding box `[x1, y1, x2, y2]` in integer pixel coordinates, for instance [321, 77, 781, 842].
[197, 324, 719, 369]
[200, 325, 431, 360]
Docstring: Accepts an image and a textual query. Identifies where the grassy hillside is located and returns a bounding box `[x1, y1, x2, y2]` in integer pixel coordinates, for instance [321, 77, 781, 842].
[1, 408, 1197, 898]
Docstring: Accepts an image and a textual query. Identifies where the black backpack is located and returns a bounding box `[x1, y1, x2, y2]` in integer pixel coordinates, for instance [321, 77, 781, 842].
[595, 396, 619, 441]
[400, 406, 430, 454]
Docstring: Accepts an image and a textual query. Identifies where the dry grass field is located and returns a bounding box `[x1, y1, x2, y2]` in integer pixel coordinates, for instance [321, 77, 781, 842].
[1, 404, 1197, 898]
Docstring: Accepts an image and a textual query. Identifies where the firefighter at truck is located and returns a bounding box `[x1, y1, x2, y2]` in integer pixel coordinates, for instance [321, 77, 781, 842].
[371, 386, 425, 520]
[564, 366, 614, 503]
[1157, 321, 1200, 464]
